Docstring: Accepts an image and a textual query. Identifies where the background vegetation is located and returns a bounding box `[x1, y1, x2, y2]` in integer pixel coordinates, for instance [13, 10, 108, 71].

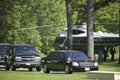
[0, 0, 119, 54]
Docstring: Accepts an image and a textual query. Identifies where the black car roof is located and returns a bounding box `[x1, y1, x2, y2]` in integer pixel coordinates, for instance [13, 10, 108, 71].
[53, 50, 84, 53]
[14, 44, 33, 46]
[0, 43, 10, 45]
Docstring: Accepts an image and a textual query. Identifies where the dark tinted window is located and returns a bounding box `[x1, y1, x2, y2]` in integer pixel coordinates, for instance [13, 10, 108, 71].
[0, 45, 7, 53]
[65, 51, 90, 60]
[72, 30, 85, 35]
[14, 46, 37, 54]
[54, 37, 66, 43]
[48, 52, 61, 58]
[48, 52, 56, 58]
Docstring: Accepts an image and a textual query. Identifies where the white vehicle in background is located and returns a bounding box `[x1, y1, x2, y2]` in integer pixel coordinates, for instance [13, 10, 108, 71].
[54, 23, 119, 53]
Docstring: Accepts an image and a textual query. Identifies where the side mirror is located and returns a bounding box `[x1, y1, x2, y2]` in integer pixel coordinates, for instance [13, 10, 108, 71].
[37, 51, 41, 54]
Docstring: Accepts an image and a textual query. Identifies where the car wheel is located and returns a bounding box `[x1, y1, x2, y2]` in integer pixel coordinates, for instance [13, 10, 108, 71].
[5, 57, 10, 70]
[65, 65, 73, 74]
[11, 65, 16, 71]
[43, 64, 50, 73]
[36, 66, 41, 71]
[5, 65, 10, 71]
[28, 67, 33, 71]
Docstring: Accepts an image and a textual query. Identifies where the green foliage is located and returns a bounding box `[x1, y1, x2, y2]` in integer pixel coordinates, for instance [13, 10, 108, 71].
[72, 0, 119, 33]
[0, 0, 119, 53]
[72, 0, 87, 22]
[72, 0, 119, 23]
[94, 2, 119, 33]
[0, 0, 66, 52]
[36, 0, 67, 53]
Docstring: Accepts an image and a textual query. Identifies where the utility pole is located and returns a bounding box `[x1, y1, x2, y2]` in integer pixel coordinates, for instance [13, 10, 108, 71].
[65, 0, 73, 50]
[87, 0, 94, 60]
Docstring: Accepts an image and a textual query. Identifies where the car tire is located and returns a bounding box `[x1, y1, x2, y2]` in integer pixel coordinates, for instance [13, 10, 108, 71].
[28, 67, 33, 71]
[36, 66, 41, 71]
[11, 65, 16, 71]
[5, 65, 10, 70]
[5, 57, 10, 70]
[43, 64, 50, 73]
[65, 65, 73, 74]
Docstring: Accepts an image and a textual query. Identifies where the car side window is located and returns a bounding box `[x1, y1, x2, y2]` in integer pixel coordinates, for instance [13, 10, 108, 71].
[54, 52, 59, 59]
[49, 52, 60, 59]
[59, 53, 64, 59]
[56, 52, 61, 60]
[48, 52, 54, 58]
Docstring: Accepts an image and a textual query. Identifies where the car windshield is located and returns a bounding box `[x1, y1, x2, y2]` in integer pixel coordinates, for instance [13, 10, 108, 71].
[15, 46, 37, 54]
[65, 51, 90, 60]
[0, 45, 7, 53]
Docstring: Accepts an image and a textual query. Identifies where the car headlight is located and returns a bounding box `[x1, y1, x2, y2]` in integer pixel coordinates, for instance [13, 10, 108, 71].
[35, 57, 40, 61]
[94, 62, 98, 67]
[15, 57, 22, 61]
[72, 62, 79, 66]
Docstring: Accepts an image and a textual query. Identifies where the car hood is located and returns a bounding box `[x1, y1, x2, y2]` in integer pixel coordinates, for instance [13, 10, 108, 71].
[72, 59, 94, 62]
[15, 53, 40, 57]
[0, 52, 5, 55]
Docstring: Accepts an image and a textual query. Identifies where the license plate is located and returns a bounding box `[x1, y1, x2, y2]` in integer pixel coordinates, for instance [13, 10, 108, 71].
[26, 63, 31, 65]
[85, 67, 90, 71]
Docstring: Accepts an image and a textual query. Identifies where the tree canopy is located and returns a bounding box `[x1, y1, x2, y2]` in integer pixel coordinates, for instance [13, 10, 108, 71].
[0, 0, 119, 52]
[71, 0, 119, 33]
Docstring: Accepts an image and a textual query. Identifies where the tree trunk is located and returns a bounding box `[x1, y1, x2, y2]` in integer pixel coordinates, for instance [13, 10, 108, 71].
[118, 7, 120, 64]
[65, 0, 73, 50]
[87, 0, 94, 60]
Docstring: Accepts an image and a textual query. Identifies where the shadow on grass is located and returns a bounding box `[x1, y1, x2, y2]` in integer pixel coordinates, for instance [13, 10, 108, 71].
[0, 68, 41, 72]
[99, 59, 120, 68]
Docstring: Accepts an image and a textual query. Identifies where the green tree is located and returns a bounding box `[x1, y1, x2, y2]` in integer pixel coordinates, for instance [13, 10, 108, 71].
[0, 0, 42, 49]
[0, 0, 18, 42]
[94, 2, 119, 33]
[72, 0, 119, 23]
[36, 0, 67, 54]
[0, 0, 67, 52]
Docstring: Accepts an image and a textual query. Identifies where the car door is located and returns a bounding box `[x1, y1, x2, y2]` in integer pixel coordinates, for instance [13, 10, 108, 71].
[46, 52, 58, 69]
[49, 52, 63, 70]
[51, 52, 60, 70]
[46, 52, 54, 68]
[57, 52, 65, 70]
[52, 52, 65, 70]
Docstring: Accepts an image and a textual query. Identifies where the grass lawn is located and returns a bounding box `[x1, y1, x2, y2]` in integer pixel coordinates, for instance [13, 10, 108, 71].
[0, 60, 120, 80]
[0, 70, 90, 80]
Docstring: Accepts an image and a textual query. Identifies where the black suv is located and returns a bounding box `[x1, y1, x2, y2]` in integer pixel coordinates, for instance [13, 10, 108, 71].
[5, 44, 41, 71]
[41, 50, 98, 74]
[0, 43, 9, 65]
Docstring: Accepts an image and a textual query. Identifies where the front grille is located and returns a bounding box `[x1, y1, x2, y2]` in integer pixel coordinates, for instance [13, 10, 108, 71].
[79, 62, 93, 67]
[22, 57, 35, 61]
[0, 55, 5, 60]
[19, 56, 35, 61]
